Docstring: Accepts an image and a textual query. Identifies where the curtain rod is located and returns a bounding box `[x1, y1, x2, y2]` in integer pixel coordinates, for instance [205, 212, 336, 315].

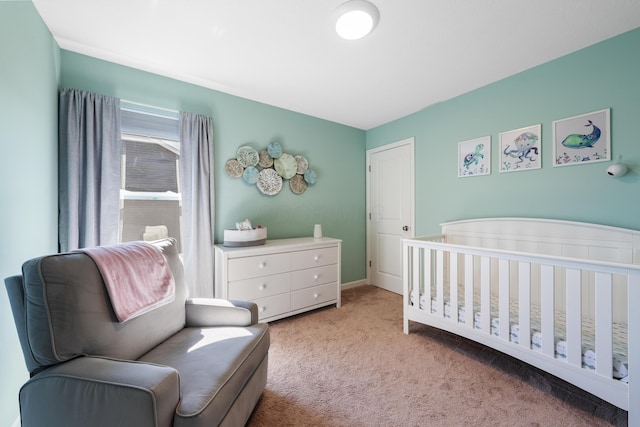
[121, 99, 179, 119]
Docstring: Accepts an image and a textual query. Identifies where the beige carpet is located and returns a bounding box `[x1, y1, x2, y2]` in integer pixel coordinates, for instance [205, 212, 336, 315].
[247, 285, 625, 426]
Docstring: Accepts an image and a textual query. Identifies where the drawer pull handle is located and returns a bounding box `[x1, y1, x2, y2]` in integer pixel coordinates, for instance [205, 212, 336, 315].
[314, 256, 319, 262]
[259, 262, 266, 269]
[313, 293, 319, 299]
[259, 284, 266, 290]
[314, 274, 319, 280]
[259, 306, 266, 312]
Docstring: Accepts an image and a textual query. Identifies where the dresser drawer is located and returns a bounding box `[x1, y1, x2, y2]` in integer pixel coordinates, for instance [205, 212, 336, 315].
[228, 273, 290, 300]
[291, 246, 338, 270]
[290, 264, 338, 291]
[227, 252, 290, 281]
[291, 282, 337, 311]
[253, 294, 291, 320]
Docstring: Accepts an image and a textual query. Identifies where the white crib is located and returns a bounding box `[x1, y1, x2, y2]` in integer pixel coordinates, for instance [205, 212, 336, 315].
[402, 218, 640, 424]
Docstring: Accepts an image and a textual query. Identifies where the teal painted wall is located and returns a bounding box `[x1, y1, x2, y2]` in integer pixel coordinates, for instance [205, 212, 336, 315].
[0, 2, 60, 425]
[367, 27, 640, 236]
[60, 51, 367, 283]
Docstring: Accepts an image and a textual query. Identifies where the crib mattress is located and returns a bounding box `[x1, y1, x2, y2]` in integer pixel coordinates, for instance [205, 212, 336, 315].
[411, 290, 629, 381]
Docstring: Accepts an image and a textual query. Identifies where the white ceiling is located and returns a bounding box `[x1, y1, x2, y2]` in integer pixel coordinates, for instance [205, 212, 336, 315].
[32, 0, 640, 130]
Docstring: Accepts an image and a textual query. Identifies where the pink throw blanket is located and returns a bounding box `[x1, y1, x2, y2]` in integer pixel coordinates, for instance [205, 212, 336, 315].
[81, 242, 175, 322]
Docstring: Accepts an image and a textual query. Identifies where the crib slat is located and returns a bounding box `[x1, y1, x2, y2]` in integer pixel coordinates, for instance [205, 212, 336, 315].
[594, 272, 613, 378]
[629, 270, 640, 427]
[566, 268, 582, 367]
[413, 246, 421, 312]
[450, 252, 458, 323]
[498, 259, 510, 340]
[464, 254, 474, 327]
[436, 250, 444, 317]
[540, 264, 555, 357]
[481, 256, 491, 333]
[518, 262, 531, 349]
[403, 243, 412, 334]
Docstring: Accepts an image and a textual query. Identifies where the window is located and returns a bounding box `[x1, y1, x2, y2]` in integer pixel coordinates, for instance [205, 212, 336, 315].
[119, 103, 182, 250]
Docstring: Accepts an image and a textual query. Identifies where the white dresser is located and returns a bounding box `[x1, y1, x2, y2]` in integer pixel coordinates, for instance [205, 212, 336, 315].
[214, 237, 342, 322]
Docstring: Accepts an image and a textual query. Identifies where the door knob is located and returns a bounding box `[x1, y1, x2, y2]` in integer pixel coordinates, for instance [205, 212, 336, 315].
[402, 225, 409, 231]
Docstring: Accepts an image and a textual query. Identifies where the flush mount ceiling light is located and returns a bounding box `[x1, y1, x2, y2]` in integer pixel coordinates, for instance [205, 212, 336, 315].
[334, 0, 380, 40]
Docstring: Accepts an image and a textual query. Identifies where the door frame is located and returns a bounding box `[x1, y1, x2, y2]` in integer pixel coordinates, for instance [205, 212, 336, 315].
[366, 137, 415, 287]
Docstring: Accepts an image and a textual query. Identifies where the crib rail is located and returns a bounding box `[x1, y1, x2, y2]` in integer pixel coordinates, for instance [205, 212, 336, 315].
[403, 235, 640, 417]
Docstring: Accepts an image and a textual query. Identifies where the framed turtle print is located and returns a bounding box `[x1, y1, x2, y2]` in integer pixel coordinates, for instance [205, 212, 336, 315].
[553, 108, 610, 167]
[458, 136, 490, 177]
[499, 124, 541, 173]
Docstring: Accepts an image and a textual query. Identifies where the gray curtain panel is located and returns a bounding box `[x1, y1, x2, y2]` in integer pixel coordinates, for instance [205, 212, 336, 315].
[179, 112, 215, 297]
[58, 88, 121, 252]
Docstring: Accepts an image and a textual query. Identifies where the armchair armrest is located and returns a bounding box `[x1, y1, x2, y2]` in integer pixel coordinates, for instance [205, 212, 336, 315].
[185, 298, 258, 327]
[20, 356, 179, 427]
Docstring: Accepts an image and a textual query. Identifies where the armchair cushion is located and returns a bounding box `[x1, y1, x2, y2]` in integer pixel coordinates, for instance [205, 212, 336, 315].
[20, 356, 180, 427]
[139, 323, 269, 426]
[185, 298, 258, 327]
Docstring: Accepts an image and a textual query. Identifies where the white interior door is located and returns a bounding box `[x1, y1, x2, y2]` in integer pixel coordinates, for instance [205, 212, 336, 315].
[367, 138, 414, 294]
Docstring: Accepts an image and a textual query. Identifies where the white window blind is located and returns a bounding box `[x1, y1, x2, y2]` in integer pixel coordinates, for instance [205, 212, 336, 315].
[120, 101, 179, 140]
[119, 102, 182, 250]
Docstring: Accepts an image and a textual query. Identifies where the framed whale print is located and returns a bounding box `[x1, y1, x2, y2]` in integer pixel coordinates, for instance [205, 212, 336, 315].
[553, 108, 610, 167]
[499, 124, 541, 173]
[458, 136, 490, 177]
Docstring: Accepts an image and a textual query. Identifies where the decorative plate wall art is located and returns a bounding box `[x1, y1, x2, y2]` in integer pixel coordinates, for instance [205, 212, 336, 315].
[274, 153, 297, 179]
[267, 141, 283, 159]
[225, 140, 317, 196]
[258, 150, 273, 168]
[236, 146, 259, 167]
[224, 159, 244, 178]
[295, 155, 308, 174]
[257, 168, 283, 195]
[303, 169, 317, 185]
[289, 174, 307, 194]
[242, 166, 260, 184]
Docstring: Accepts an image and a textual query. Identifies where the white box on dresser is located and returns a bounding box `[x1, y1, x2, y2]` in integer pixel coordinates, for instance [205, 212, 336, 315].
[215, 237, 342, 322]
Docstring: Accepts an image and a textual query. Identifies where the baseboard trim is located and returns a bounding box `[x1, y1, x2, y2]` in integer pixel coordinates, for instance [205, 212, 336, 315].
[341, 279, 367, 290]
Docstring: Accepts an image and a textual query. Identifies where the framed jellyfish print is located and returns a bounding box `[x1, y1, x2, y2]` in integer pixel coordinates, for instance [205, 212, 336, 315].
[458, 135, 490, 177]
[499, 124, 542, 173]
[553, 108, 610, 167]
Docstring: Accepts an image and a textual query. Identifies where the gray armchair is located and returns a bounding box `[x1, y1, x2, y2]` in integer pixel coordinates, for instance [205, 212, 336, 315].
[5, 238, 269, 427]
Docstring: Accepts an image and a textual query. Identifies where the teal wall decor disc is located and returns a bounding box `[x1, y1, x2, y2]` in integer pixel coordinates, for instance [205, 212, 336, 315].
[267, 141, 283, 159]
[304, 169, 317, 185]
[242, 166, 260, 184]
